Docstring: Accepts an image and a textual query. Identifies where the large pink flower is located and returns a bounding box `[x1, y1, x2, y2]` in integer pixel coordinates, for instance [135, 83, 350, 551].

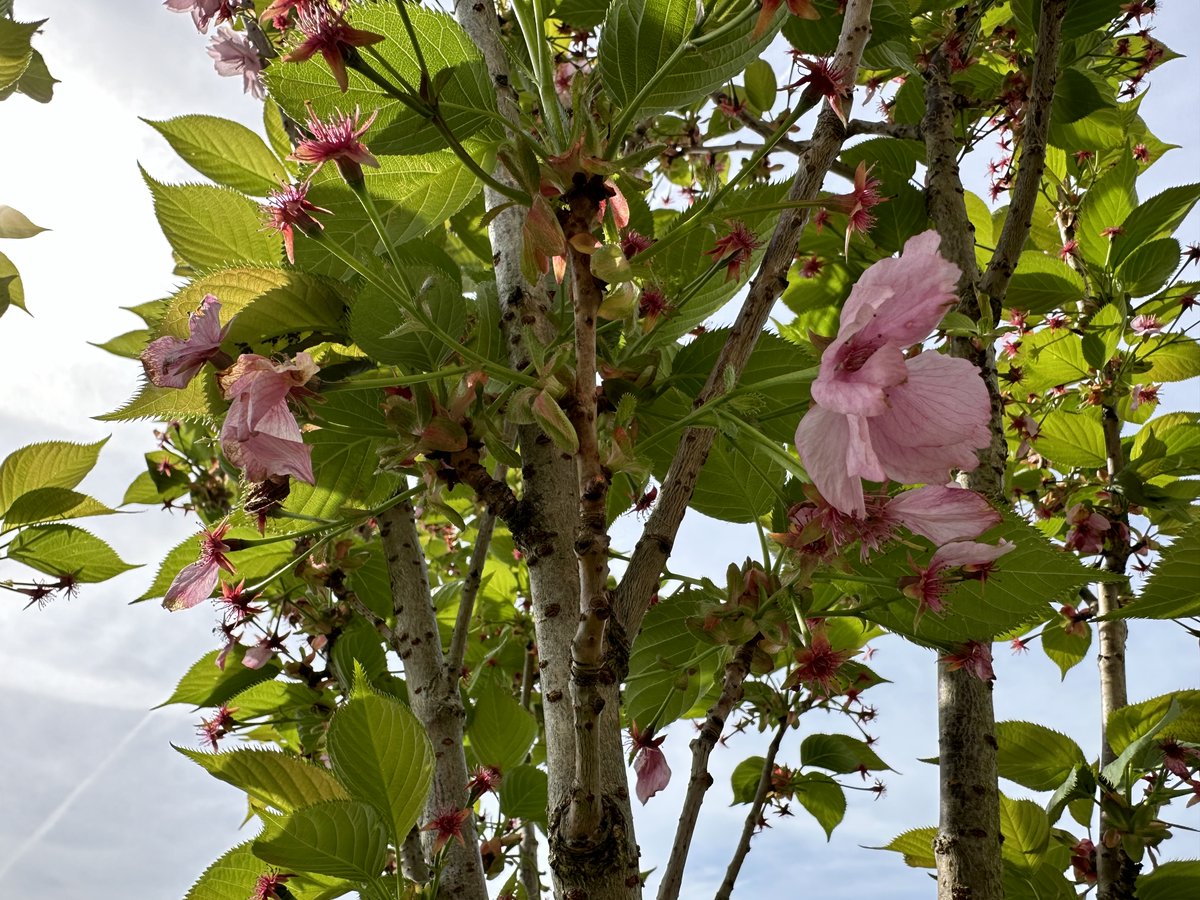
[795, 231, 991, 516]
[219, 353, 319, 483]
[141, 294, 231, 388]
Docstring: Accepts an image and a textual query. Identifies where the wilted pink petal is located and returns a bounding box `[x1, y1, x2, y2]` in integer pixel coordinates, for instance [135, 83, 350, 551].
[930, 539, 1014, 571]
[220, 353, 319, 483]
[141, 294, 231, 388]
[163, 521, 236, 611]
[633, 745, 671, 804]
[886, 484, 1001, 545]
[243, 639, 277, 670]
[165, 0, 233, 33]
[603, 180, 630, 229]
[207, 26, 265, 99]
[940, 641, 995, 682]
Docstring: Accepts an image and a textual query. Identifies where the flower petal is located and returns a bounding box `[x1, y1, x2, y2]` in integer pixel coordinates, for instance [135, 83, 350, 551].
[867, 353, 991, 485]
[162, 558, 220, 611]
[886, 484, 1001, 545]
[838, 230, 961, 347]
[633, 746, 672, 804]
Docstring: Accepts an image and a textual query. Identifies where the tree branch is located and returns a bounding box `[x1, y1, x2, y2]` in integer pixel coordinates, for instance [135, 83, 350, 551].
[378, 500, 488, 899]
[846, 118, 922, 141]
[657, 639, 759, 900]
[614, 0, 876, 640]
[713, 717, 789, 900]
[978, 0, 1067, 318]
[447, 476, 506, 677]
[563, 192, 616, 841]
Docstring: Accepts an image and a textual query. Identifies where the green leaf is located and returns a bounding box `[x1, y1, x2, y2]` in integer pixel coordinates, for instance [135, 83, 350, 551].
[1117, 238, 1180, 298]
[599, 0, 777, 116]
[1102, 696, 1186, 788]
[0, 18, 39, 93]
[625, 596, 719, 728]
[1061, 0, 1124, 39]
[1076, 153, 1135, 267]
[999, 793, 1050, 871]
[1045, 763, 1096, 826]
[285, 393, 397, 521]
[326, 678, 434, 843]
[176, 747, 348, 812]
[349, 274, 466, 371]
[795, 772, 846, 840]
[184, 842, 347, 900]
[468, 677, 538, 773]
[868, 182, 929, 255]
[156, 267, 348, 348]
[1139, 861, 1200, 900]
[800, 733, 890, 774]
[91, 329, 151, 360]
[1129, 412, 1200, 479]
[1007, 252, 1085, 314]
[0, 438, 106, 516]
[329, 619, 389, 688]
[1111, 523, 1200, 619]
[1051, 67, 1111, 126]
[140, 167, 280, 270]
[1035, 409, 1107, 469]
[1136, 337, 1200, 383]
[743, 59, 776, 112]
[1081, 301, 1124, 370]
[6, 524, 137, 581]
[875, 827, 937, 868]
[13, 48, 57, 103]
[995, 721, 1087, 792]
[254, 799, 389, 881]
[225, 679, 325, 719]
[265, 5, 500, 157]
[158, 646, 282, 708]
[1106, 691, 1200, 757]
[729, 755, 766, 804]
[556, 0, 611, 28]
[0, 249, 24, 314]
[1040, 617, 1091, 680]
[95, 375, 221, 424]
[840, 139, 924, 194]
[0, 487, 117, 531]
[1112, 183, 1200, 268]
[498, 764, 549, 825]
[0, 203, 46, 238]
[143, 115, 285, 196]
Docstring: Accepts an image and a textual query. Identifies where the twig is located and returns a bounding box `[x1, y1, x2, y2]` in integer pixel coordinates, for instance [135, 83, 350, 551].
[657, 639, 759, 900]
[846, 118, 922, 141]
[713, 717, 789, 900]
[978, 0, 1067, 318]
[378, 500, 489, 900]
[447, 473, 506, 677]
[614, 0, 876, 641]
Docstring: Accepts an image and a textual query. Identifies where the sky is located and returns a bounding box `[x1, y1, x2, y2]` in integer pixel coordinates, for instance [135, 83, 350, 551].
[0, 2, 1197, 899]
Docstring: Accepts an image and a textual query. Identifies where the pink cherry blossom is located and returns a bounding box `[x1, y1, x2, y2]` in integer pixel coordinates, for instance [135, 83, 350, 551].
[629, 722, 671, 804]
[885, 484, 1001, 545]
[289, 106, 380, 177]
[902, 539, 1014, 618]
[163, 520, 237, 611]
[1064, 503, 1110, 555]
[284, 3, 384, 92]
[207, 26, 266, 99]
[141, 294, 232, 388]
[795, 231, 991, 516]
[164, 0, 234, 33]
[219, 353, 319, 483]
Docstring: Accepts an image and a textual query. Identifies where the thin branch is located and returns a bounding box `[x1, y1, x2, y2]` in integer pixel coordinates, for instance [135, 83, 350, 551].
[614, 0, 876, 640]
[657, 639, 759, 900]
[846, 118, 922, 141]
[979, 0, 1068, 317]
[713, 717, 789, 900]
[447, 473, 506, 676]
[378, 500, 488, 899]
[518, 644, 543, 899]
[399, 824, 431, 885]
[723, 99, 858, 181]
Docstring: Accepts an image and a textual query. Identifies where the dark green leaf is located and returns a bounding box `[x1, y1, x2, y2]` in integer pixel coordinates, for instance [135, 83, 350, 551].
[795, 772, 846, 840]
[800, 733, 890, 774]
[1139, 861, 1200, 900]
[498, 765, 550, 825]
[468, 677, 538, 773]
